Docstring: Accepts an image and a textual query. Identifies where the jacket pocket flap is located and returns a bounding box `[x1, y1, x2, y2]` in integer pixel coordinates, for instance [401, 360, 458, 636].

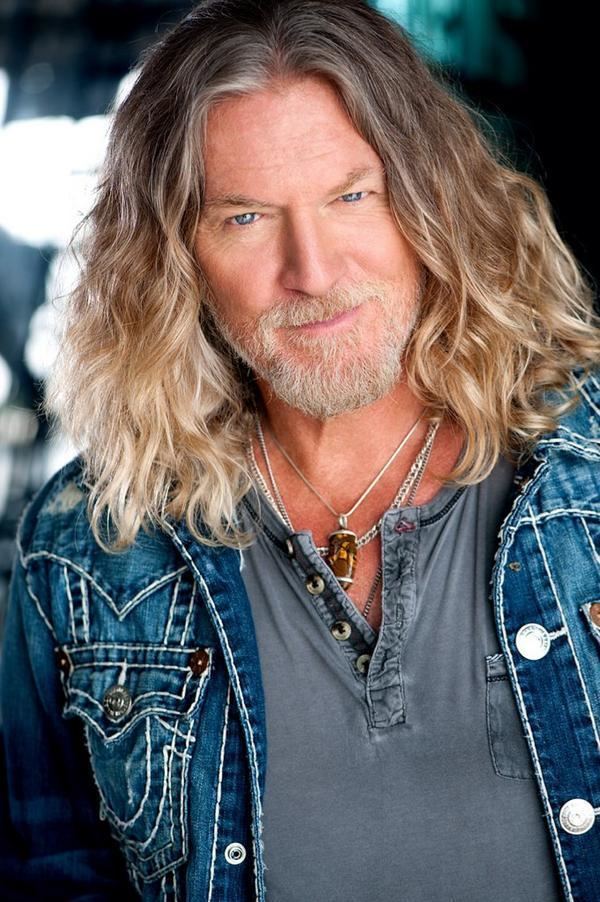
[61, 643, 213, 741]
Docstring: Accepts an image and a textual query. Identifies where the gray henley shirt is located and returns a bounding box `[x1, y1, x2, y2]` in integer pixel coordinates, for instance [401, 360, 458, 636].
[236, 452, 563, 901]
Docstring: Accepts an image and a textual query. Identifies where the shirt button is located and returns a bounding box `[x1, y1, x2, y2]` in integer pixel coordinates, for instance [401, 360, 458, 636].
[224, 842, 247, 864]
[306, 574, 325, 595]
[559, 799, 596, 835]
[515, 623, 550, 660]
[331, 620, 352, 641]
[102, 684, 132, 721]
[355, 653, 371, 674]
[590, 603, 600, 627]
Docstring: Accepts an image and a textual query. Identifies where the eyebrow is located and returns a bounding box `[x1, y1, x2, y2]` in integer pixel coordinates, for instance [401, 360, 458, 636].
[201, 165, 384, 213]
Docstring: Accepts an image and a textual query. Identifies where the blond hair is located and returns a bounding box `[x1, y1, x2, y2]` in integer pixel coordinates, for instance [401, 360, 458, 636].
[45, 0, 600, 552]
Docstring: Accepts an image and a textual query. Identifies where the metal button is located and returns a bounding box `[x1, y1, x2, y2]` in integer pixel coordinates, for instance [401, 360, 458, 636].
[306, 574, 325, 596]
[224, 842, 247, 864]
[590, 603, 600, 627]
[331, 620, 352, 641]
[102, 684, 132, 722]
[508, 561, 521, 572]
[559, 799, 596, 835]
[355, 653, 371, 674]
[515, 623, 551, 660]
[189, 648, 209, 676]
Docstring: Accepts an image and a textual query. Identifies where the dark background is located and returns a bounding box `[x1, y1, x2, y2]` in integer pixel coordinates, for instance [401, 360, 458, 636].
[0, 0, 597, 631]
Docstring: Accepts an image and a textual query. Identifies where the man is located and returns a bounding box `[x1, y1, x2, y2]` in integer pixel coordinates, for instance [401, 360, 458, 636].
[2, 1, 600, 900]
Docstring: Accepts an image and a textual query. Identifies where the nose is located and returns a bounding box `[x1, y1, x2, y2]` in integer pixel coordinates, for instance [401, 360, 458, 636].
[278, 209, 346, 299]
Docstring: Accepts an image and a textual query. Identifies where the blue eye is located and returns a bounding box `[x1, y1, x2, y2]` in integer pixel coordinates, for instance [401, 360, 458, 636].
[228, 212, 261, 227]
[340, 191, 368, 203]
[225, 191, 368, 228]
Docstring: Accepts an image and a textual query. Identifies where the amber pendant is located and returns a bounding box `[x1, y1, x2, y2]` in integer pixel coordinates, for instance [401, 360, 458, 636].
[326, 527, 358, 587]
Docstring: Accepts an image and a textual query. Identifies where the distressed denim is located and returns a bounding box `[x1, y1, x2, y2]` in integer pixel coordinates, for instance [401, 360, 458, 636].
[1, 364, 600, 901]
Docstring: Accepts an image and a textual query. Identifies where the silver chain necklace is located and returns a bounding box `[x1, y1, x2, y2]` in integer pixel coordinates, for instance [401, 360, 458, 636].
[264, 412, 424, 529]
[247, 414, 440, 620]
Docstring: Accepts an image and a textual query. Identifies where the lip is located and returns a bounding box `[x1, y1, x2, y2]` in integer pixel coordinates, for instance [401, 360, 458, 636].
[291, 305, 361, 334]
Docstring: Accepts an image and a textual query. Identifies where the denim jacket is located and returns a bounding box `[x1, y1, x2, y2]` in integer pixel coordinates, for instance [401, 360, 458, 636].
[1, 365, 600, 901]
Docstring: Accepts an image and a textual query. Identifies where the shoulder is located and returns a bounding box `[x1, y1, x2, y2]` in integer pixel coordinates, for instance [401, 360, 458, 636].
[537, 363, 600, 459]
[16, 454, 178, 574]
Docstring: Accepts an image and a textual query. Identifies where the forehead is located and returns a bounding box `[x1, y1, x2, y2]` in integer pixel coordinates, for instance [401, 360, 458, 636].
[201, 76, 383, 198]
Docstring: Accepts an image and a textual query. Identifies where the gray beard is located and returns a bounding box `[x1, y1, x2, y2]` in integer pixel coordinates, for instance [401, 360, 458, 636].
[207, 279, 422, 420]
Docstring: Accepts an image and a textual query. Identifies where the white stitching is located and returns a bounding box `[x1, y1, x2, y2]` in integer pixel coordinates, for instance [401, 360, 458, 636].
[155, 715, 199, 743]
[64, 641, 205, 653]
[67, 682, 202, 728]
[178, 718, 195, 888]
[63, 565, 77, 644]
[517, 507, 600, 524]
[23, 551, 188, 618]
[547, 626, 568, 641]
[208, 682, 231, 901]
[22, 565, 57, 640]
[92, 717, 153, 829]
[493, 532, 574, 900]
[540, 434, 600, 456]
[581, 381, 600, 419]
[180, 580, 196, 648]
[164, 575, 181, 645]
[80, 575, 90, 642]
[164, 527, 266, 902]
[26, 551, 113, 601]
[581, 518, 600, 565]
[528, 503, 600, 753]
[132, 736, 173, 852]
[71, 662, 193, 672]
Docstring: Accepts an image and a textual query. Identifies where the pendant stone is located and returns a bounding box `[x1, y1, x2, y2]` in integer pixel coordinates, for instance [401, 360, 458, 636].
[326, 528, 358, 587]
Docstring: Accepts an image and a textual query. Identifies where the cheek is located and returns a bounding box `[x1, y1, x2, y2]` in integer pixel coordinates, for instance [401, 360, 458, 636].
[206, 272, 269, 332]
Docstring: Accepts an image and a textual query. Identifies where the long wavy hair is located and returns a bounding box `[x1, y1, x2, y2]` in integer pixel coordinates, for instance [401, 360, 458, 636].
[45, 0, 600, 553]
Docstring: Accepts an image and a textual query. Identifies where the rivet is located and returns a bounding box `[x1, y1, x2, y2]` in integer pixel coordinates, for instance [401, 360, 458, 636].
[224, 842, 247, 865]
[55, 647, 71, 674]
[189, 648, 210, 676]
[508, 561, 522, 572]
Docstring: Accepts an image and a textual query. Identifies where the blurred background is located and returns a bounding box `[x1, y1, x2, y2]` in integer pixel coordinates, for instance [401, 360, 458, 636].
[0, 0, 597, 635]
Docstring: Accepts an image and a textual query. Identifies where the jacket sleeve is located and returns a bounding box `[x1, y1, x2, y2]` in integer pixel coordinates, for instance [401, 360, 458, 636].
[0, 543, 138, 901]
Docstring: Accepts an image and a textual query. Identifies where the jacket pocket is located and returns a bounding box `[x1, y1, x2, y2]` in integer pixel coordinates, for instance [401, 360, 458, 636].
[485, 652, 534, 780]
[60, 642, 213, 882]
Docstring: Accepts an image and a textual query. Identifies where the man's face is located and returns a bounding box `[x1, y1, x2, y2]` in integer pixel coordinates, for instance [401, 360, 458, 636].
[195, 76, 424, 419]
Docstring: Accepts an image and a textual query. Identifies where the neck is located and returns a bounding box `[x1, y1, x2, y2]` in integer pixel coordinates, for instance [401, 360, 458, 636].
[252, 377, 459, 520]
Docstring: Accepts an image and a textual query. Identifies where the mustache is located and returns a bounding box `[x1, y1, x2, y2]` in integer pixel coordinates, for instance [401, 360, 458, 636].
[259, 281, 391, 329]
